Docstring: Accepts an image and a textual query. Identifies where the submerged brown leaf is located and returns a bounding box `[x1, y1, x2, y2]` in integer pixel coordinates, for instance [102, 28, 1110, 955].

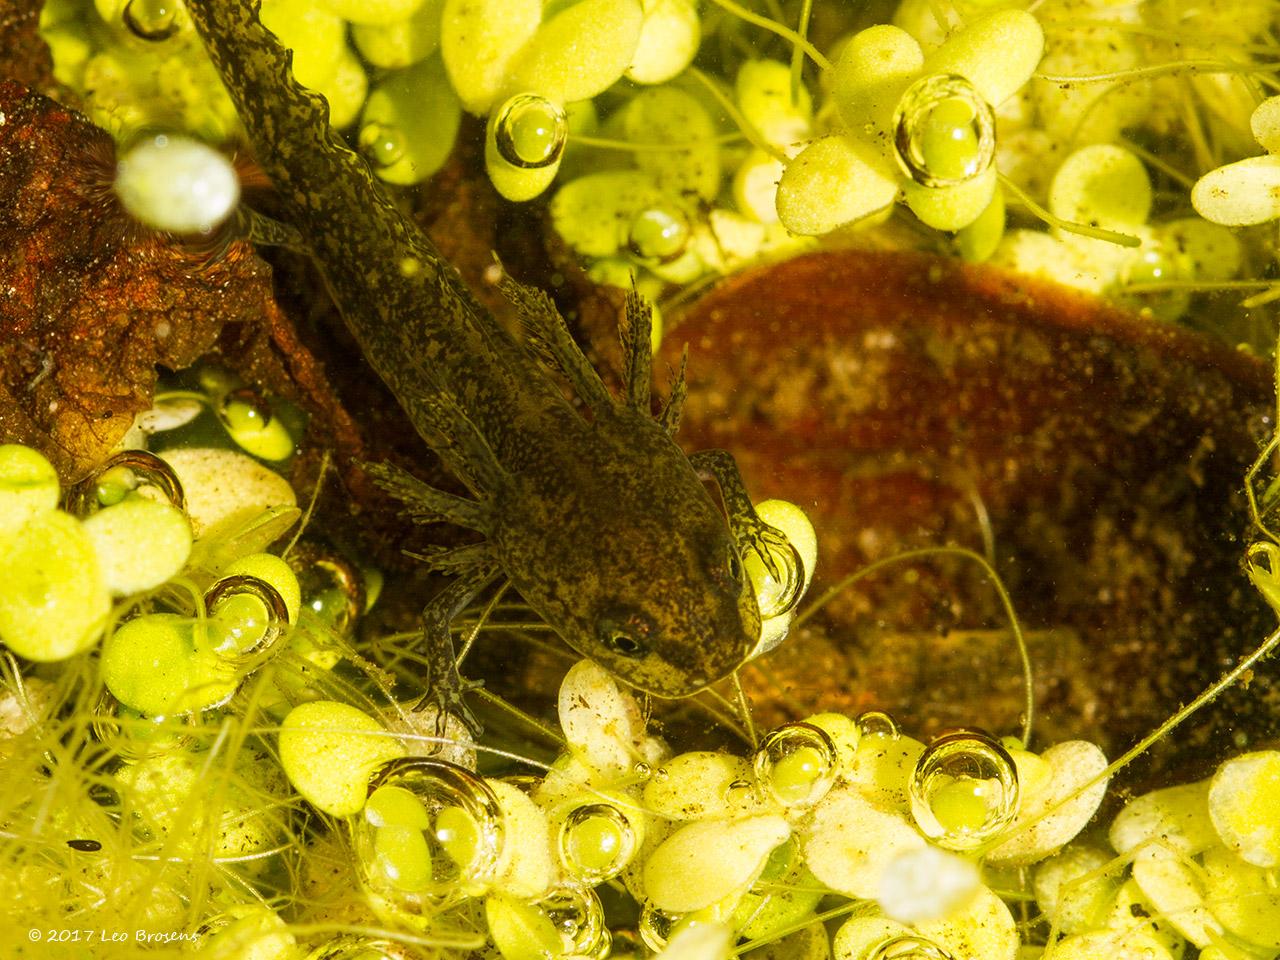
[0, 81, 280, 478]
[665, 251, 1276, 780]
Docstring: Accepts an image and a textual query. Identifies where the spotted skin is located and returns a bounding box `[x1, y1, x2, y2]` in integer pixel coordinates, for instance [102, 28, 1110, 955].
[186, 0, 787, 715]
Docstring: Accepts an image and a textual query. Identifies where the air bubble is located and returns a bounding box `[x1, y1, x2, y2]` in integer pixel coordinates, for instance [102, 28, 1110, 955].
[557, 801, 639, 884]
[540, 885, 608, 957]
[66, 449, 186, 517]
[867, 934, 957, 960]
[290, 541, 367, 634]
[747, 530, 806, 620]
[216, 388, 294, 462]
[493, 93, 568, 169]
[857, 710, 900, 739]
[628, 206, 690, 262]
[203, 573, 290, 669]
[354, 757, 504, 912]
[754, 721, 837, 808]
[90, 691, 197, 762]
[638, 901, 679, 952]
[122, 0, 179, 40]
[892, 73, 996, 189]
[358, 121, 408, 170]
[908, 729, 1019, 851]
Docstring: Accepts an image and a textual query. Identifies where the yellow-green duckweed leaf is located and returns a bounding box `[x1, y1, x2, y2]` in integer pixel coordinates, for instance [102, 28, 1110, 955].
[1200, 845, 1280, 948]
[1033, 845, 1120, 935]
[359, 54, 461, 186]
[259, 0, 346, 90]
[776, 135, 899, 236]
[278, 701, 406, 817]
[352, 0, 443, 68]
[551, 170, 670, 258]
[1158, 218, 1241, 282]
[903, 166, 997, 231]
[627, 0, 700, 85]
[373, 822, 433, 891]
[1208, 751, 1280, 868]
[486, 895, 563, 960]
[323, 49, 369, 130]
[832, 916, 914, 960]
[83, 494, 192, 596]
[485, 93, 567, 201]
[1109, 780, 1217, 858]
[1250, 95, 1280, 153]
[506, 0, 644, 103]
[1131, 849, 1219, 948]
[114, 747, 286, 859]
[1193, 154, 1280, 226]
[441, 0, 542, 114]
[643, 815, 790, 913]
[803, 713, 860, 775]
[101, 614, 203, 716]
[200, 905, 297, 960]
[732, 148, 786, 224]
[802, 788, 924, 899]
[219, 397, 295, 462]
[985, 740, 1108, 866]
[624, 85, 721, 202]
[957, 188, 1005, 262]
[831, 24, 924, 135]
[161, 448, 297, 540]
[655, 923, 734, 960]
[366, 783, 432, 829]
[1050, 144, 1152, 232]
[747, 499, 817, 655]
[221, 553, 300, 624]
[558, 659, 641, 780]
[913, 885, 1019, 960]
[922, 9, 1044, 106]
[319, 0, 426, 25]
[736, 59, 812, 148]
[488, 779, 557, 900]
[555, 793, 644, 883]
[0, 445, 59, 536]
[643, 751, 761, 820]
[0, 510, 109, 662]
[113, 134, 241, 235]
[849, 729, 927, 814]
[1049, 930, 1176, 960]
[731, 843, 823, 942]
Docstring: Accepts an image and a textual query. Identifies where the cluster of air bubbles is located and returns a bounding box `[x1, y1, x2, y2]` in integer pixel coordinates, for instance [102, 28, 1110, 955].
[354, 758, 504, 906]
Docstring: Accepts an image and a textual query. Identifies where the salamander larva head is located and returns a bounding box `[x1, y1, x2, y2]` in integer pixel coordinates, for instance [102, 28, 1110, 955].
[586, 517, 763, 698]
[492, 415, 762, 699]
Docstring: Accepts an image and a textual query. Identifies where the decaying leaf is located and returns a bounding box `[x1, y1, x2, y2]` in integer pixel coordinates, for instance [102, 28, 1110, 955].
[0, 80, 277, 478]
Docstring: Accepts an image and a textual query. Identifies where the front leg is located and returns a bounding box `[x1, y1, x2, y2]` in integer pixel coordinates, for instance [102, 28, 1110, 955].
[415, 564, 502, 736]
[688, 449, 805, 618]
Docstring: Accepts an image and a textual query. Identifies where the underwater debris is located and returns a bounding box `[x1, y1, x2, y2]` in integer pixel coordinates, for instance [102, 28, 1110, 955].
[0, 82, 273, 477]
[667, 250, 1276, 771]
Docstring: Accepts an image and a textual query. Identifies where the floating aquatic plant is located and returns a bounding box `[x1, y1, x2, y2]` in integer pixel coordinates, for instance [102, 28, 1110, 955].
[10, 0, 1280, 957]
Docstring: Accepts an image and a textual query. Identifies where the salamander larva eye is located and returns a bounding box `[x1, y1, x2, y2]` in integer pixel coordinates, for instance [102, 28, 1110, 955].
[602, 629, 646, 659]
